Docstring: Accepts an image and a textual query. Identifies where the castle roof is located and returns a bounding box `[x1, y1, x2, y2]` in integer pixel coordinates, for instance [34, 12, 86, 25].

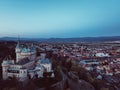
[40, 59, 51, 64]
[16, 42, 36, 53]
[8, 67, 20, 71]
[16, 42, 20, 48]
[4, 55, 12, 60]
[2, 55, 14, 65]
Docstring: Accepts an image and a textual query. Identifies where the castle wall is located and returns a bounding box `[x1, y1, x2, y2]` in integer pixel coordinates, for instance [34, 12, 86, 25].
[41, 63, 52, 72]
[16, 51, 36, 63]
[2, 66, 9, 80]
[19, 69, 27, 78]
[7, 73, 20, 78]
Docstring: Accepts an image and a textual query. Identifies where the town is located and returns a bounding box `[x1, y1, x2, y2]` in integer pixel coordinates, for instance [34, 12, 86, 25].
[0, 41, 120, 90]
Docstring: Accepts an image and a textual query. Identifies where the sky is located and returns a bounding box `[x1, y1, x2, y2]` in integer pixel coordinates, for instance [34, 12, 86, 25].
[0, 0, 120, 38]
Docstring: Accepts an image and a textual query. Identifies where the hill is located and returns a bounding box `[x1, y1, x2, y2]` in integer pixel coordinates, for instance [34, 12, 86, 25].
[0, 36, 120, 42]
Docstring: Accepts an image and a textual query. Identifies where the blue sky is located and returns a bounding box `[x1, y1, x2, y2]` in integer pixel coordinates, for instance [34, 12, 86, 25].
[0, 0, 120, 38]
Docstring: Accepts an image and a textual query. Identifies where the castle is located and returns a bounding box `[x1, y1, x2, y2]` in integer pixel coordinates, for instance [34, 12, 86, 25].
[1, 42, 53, 81]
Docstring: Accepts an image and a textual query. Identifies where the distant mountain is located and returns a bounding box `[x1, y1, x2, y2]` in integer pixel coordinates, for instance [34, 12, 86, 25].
[47, 36, 120, 42]
[0, 36, 120, 42]
[0, 37, 27, 41]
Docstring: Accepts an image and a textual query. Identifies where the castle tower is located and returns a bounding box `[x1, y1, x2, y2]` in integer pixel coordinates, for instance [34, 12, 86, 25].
[15, 41, 37, 62]
[29, 43, 36, 60]
[15, 41, 21, 63]
[2, 60, 9, 80]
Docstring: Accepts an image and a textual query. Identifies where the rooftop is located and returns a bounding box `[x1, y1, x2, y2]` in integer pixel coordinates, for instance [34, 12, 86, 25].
[16, 42, 36, 53]
[40, 59, 51, 64]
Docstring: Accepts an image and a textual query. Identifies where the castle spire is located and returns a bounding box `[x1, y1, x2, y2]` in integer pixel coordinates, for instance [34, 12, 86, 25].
[16, 35, 20, 48]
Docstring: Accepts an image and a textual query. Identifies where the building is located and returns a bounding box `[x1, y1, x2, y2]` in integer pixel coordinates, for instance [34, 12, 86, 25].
[1, 42, 53, 81]
[15, 42, 36, 63]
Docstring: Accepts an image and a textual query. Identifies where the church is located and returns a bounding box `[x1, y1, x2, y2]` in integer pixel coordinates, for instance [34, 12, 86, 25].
[1, 42, 53, 81]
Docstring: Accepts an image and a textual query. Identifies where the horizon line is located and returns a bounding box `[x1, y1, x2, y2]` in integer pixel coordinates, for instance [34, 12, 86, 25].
[0, 35, 120, 39]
